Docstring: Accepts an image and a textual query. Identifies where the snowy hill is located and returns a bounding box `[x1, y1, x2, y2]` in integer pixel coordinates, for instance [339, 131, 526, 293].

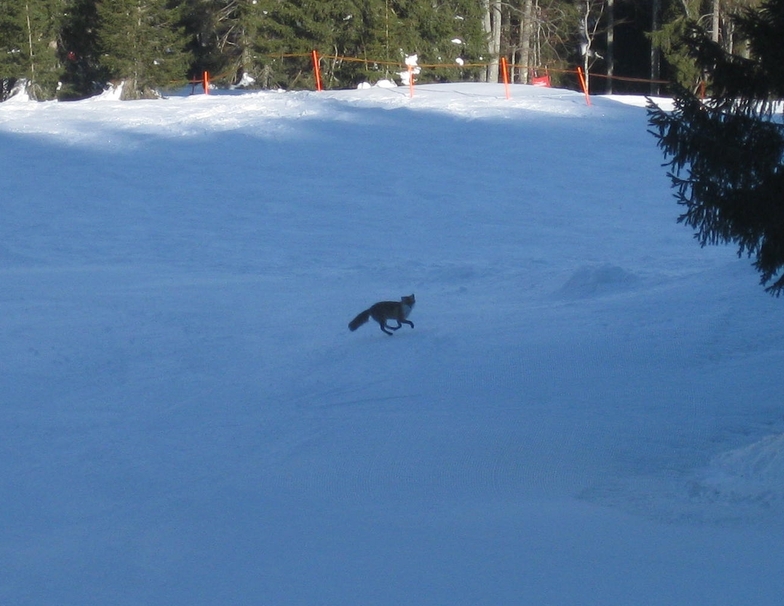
[1, 83, 783, 605]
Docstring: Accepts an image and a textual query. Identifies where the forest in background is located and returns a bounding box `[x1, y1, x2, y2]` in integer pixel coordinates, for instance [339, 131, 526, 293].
[0, 0, 762, 101]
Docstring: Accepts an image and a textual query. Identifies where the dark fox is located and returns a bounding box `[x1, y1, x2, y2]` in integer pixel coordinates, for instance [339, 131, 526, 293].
[349, 294, 415, 336]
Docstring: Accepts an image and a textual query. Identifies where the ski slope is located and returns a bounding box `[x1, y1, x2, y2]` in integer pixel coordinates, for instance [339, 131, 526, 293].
[1, 82, 783, 605]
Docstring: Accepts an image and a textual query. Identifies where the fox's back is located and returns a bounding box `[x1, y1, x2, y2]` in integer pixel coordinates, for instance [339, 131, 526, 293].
[369, 301, 406, 321]
[370, 296, 414, 321]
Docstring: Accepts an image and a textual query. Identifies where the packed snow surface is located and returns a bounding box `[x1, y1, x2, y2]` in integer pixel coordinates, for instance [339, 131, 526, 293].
[1, 83, 783, 605]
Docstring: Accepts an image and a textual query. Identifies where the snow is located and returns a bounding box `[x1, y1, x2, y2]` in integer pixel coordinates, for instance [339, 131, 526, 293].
[399, 55, 422, 85]
[1, 82, 783, 605]
[232, 73, 257, 89]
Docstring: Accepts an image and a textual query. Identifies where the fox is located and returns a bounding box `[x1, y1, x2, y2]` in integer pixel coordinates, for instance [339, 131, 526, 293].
[348, 294, 415, 336]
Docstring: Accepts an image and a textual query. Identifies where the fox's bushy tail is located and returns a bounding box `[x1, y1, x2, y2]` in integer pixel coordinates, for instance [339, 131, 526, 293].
[348, 308, 371, 331]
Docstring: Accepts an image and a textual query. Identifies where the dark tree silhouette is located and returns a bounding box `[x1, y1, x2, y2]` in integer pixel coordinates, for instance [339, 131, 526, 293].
[648, 0, 784, 295]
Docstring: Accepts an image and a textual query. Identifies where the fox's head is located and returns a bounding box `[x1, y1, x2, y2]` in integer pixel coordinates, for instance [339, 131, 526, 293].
[402, 294, 415, 306]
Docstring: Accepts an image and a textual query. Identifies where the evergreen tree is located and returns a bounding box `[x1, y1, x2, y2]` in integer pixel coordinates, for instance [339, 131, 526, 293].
[649, 0, 705, 89]
[316, 1, 388, 87]
[648, 0, 784, 294]
[401, 0, 486, 83]
[96, 0, 190, 98]
[306, 0, 486, 87]
[250, 0, 326, 88]
[0, 0, 25, 99]
[176, 0, 487, 91]
[59, 0, 106, 99]
[243, 0, 486, 90]
[0, 0, 63, 100]
[181, 0, 267, 86]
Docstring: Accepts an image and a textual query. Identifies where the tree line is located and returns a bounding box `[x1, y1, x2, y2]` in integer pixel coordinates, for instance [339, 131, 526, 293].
[0, 0, 763, 101]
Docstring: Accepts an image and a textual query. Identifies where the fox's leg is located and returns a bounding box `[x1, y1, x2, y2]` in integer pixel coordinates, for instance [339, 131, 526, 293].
[378, 321, 395, 335]
[384, 319, 413, 332]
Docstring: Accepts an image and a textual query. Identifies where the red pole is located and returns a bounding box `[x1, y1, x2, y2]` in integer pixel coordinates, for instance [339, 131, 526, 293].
[203, 71, 209, 95]
[408, 65, 414, 98]
[311, 50, 323, 91]
[577, 66, 591, 106]
[500, 57, 510, 99]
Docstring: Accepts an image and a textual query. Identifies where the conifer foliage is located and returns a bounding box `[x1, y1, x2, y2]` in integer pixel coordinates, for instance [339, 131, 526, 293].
[59, 0, 104, 100]
[0, 0, 62, 100]
[4, 0, 773, 102]
[0, 0, 24, 99]
[97, 0, 190, 99]
[648, 0, 784, 295]
[1, 0, 487, 99]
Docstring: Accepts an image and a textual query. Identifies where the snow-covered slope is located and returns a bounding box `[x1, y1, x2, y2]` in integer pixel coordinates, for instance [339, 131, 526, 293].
[1, 83, 782, 605]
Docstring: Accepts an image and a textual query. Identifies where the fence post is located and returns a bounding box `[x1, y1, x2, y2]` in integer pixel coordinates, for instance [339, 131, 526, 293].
[203, 71, 209, 95]
[311, 50, 323, 91]
[576, 66, 591, 106]
[500, 57, 510, 99]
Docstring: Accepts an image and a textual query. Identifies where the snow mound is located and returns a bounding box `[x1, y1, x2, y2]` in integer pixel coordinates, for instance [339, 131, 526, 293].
[90, 81, 125, 101]
[557, 264, 639, 299]
[4, 79, 30, 103]
[701, 434, 784, 505]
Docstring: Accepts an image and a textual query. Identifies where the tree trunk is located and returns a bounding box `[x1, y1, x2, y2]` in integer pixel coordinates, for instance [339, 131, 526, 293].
[606, 0, 614, 94]
[711, 0, 720, 43]
[480, 0, 490, 82]
[650, 0, 661, 95]
[580, 0, 590, 93]
[486, 0, 502, 83]
[24, 2, 35, 87]
[518, 0, 534, 84]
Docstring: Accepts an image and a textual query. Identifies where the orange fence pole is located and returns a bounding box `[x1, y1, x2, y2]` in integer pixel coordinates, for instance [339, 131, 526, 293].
[576, 66, 591, 106]
[311, 50, 323, 91]
[500, 57, 510, 99]
[408, 65, 414, 98]
[203, 71, 209, 94]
